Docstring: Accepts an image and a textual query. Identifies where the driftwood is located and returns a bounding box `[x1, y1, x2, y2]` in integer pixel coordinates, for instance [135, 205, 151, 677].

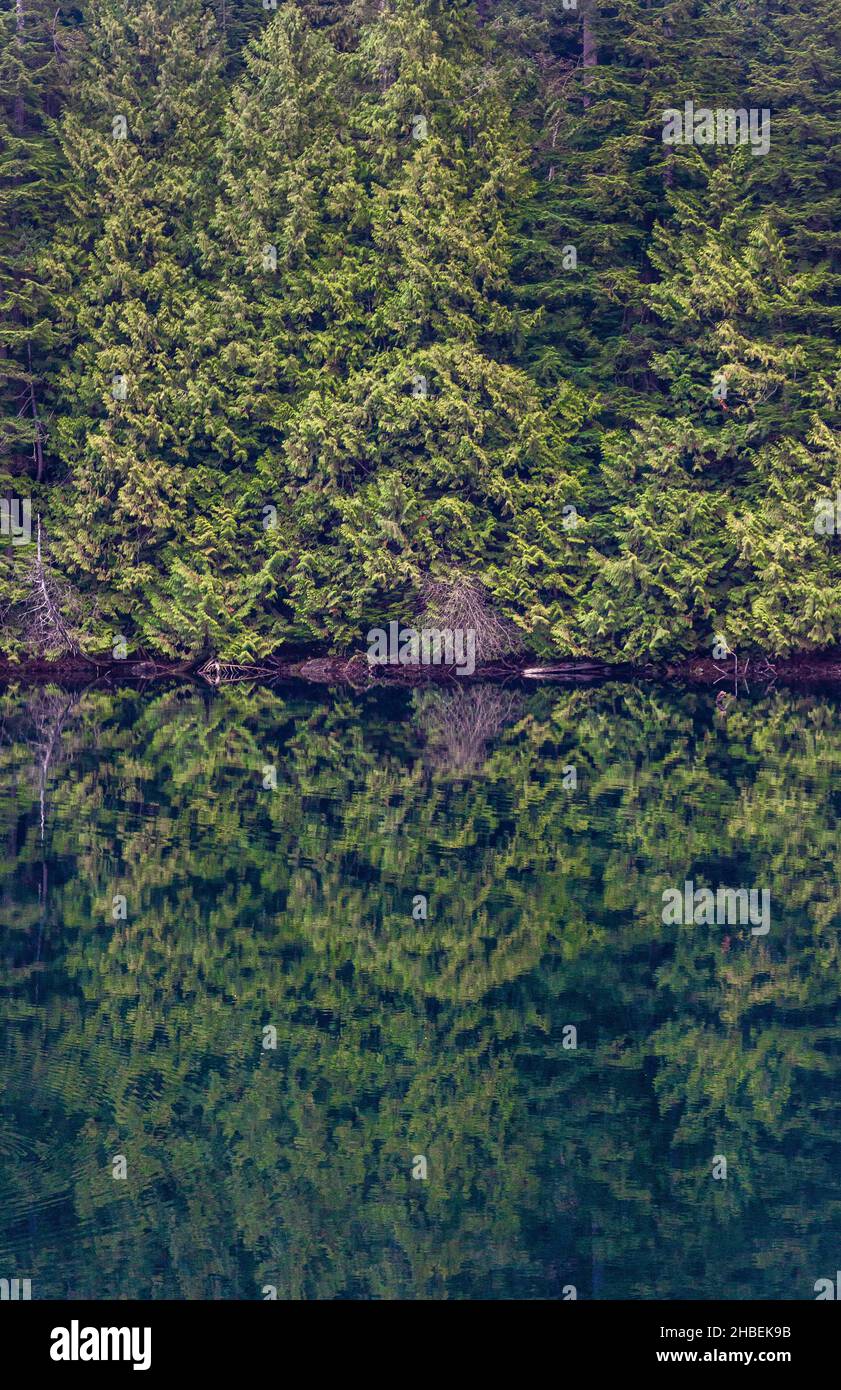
[196, 659, 277, 686]
[523, 661, 615, 679]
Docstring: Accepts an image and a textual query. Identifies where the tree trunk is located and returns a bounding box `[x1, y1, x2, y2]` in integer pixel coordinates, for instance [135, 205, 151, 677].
[14, 0, 26, 132]
[582, 4, 598, 109]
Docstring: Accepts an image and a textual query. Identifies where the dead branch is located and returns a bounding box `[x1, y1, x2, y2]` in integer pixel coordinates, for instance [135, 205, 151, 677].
[416, 575, 523, 664]
[18, 516, 80, 657]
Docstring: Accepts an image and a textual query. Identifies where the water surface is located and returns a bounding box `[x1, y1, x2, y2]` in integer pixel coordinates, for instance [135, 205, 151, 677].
[1, 679, 839, 1299]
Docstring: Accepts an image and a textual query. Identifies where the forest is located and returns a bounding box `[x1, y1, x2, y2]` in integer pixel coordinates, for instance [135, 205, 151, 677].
[2, 0, 841, 666]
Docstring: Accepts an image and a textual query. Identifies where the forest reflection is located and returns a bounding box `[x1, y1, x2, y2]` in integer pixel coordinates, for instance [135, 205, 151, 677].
[1, 679, 839, 1299]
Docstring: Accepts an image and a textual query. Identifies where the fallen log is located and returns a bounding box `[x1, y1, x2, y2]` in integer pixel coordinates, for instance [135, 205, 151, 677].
[522, 662, 615, 679]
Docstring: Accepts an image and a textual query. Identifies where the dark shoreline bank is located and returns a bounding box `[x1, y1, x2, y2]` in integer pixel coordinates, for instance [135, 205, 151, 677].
[2, 651, 841, 689]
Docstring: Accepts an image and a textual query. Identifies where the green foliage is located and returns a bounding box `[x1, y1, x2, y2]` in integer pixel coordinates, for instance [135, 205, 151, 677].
[2, 0, 840, 662]
[0, 0, 70, 482]
[37, 0, 225, 656]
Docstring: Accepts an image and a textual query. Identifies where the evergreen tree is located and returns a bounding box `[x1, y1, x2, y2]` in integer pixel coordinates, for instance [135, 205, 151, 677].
[2, 0, 840, 665]
[268, 0, 589, 651]
[582, 154, 841, 660]
[726, 420, 841, 655]
[0, 0, 70, 481]
[158, 2, 375, 659]
[745, 0, 841, 269]
[508, 0, 761, 417]
[44, 0, 224, 656]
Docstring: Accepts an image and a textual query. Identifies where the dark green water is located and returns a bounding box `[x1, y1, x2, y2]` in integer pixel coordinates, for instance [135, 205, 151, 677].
[1, 679, 839, 1300]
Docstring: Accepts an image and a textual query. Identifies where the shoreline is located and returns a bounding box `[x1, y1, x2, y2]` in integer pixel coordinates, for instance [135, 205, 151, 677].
[2, 652, 841, 689]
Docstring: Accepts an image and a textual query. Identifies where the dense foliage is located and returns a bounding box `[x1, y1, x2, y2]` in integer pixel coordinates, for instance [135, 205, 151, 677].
[2, 0, 841, 662]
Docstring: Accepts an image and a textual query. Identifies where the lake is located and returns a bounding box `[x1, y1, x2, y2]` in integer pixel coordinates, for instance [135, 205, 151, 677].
[1, 678, 839, 1299]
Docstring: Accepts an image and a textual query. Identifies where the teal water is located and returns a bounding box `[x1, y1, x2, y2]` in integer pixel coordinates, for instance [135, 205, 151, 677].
[1, 679, 839, 1300]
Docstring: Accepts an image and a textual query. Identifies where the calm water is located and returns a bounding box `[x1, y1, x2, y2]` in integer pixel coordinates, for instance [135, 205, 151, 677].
[1, 679, 839, 1300]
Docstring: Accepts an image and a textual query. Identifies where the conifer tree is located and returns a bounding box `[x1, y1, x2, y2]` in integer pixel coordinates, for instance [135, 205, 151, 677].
[726, 420, 841, 655]
[3, 0, 841, 665]
[44, 0, 224, 656]
[165, 2, 375, 658]
[581, 154, 841, 660]
[0, 0, 70, 481]
[509, 0, 764, 414]
[745, 0, 841, 268]
[268, 0, 590, 652]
